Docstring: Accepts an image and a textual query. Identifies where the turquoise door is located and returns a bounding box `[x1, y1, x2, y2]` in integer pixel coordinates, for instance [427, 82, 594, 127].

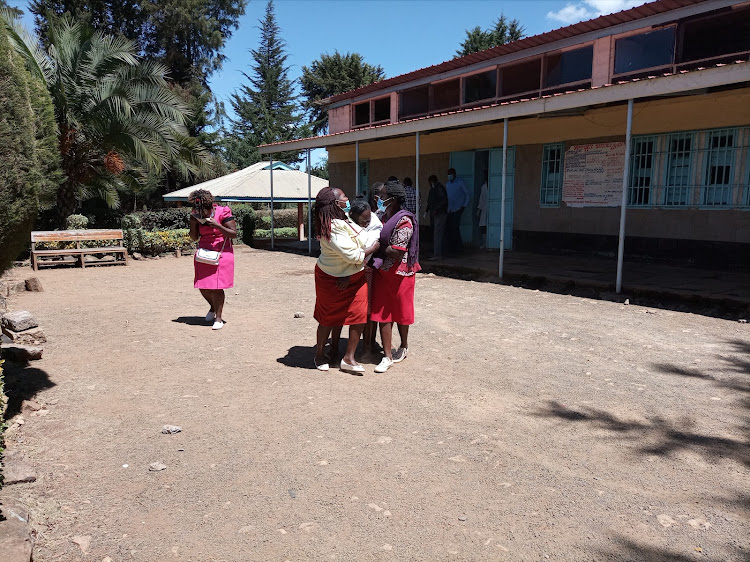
[448, 151, 476, 243]
[487, 147, 515, 250]
[358, 159, 369, 198]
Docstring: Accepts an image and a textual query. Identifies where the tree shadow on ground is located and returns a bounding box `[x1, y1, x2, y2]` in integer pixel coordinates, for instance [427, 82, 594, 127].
[2, 361, 56, 419]
[531, 339, 750, 468]
[597, 536, 724, 562]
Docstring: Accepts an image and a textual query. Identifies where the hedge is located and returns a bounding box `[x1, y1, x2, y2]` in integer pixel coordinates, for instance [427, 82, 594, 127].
[123, 228, 195, 255]
[254, 227, 298, 239]
[256, 208, 300, 229]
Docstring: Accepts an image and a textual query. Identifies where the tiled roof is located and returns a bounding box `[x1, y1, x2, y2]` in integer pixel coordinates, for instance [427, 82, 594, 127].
[323, 0, 706, 105]
[258, 60, 749, 150]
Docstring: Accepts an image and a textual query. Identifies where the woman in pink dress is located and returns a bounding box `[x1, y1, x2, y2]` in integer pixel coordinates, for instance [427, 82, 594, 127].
[188, 189, 237, 330]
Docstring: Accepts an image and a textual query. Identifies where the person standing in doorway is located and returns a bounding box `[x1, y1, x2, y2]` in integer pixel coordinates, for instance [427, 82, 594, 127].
[445, 168, 469, 254]
[424, 175, 448, 260]
[477, 170, 489, 249]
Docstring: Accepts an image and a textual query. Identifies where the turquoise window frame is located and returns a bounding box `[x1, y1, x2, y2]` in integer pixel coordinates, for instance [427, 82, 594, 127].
[540, 143, 564, 207]
[662, 132, 695, 206]
[628, 135, 657, 207]
[701, 128, 737, 207]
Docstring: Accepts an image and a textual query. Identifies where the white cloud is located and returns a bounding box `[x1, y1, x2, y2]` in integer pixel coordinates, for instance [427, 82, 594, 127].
[547, 1, 647, 25]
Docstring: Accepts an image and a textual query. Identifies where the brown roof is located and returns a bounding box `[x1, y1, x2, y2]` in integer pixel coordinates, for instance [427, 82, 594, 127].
[323, 0, 706, 106]
[259, 59, 748, 149]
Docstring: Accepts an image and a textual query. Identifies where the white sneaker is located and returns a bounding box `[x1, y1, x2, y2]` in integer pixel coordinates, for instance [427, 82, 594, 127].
[212, 320, 224, 330]
[205, 311, 215, 322]
[392, 347, 408, 363]
[374, 357, 394, 373]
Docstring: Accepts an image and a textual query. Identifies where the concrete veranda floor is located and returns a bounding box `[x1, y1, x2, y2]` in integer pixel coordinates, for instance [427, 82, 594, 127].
[262, 238, 750, 313]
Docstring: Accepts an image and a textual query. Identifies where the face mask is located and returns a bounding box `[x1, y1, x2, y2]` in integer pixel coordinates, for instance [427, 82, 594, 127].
[448, 174, 456, 182]
[376, 199, 386, 212]
[339, 200, 351, 214]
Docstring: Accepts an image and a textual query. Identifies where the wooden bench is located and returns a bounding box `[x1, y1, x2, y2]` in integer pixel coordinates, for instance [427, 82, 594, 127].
[31, 230, 128, 270]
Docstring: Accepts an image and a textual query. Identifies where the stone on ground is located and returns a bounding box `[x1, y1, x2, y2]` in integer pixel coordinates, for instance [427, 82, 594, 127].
[3, 450, 37, 485]
[2, 311, 38, 332]
[1, 345, 43, 362]
[24, 278, 43, 292]
[0, 501, 33, 562]
[2, 326, 47, 346]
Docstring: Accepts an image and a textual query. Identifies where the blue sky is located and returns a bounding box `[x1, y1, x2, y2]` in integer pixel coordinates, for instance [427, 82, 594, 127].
[7, 0, 645, 163]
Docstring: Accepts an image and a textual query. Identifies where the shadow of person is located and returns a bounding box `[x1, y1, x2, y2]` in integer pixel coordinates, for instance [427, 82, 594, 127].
[172, 316, 211, 326]
[2, 361, 56, 419]
[277, 346, 316, 369]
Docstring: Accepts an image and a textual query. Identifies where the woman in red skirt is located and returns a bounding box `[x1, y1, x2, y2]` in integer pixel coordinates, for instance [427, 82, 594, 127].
[313, 187, 380, 373]
[370, 181, 421, 373]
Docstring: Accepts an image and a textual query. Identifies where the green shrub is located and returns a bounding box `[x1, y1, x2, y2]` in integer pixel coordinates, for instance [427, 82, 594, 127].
[255, 208, 299, 229]
[254, 227, 298, 239]
[123, 228, 195, 255]
[135, 208, 192, 231]
[66, 214, 89, 230]
[230, 204, 256, 245]
[121, 214, 141, 230]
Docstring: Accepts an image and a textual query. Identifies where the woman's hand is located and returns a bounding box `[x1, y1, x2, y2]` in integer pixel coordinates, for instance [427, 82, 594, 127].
[364, 240, 380, 257]
[203, 216, 220, 228]
[336, 276, 350, 290]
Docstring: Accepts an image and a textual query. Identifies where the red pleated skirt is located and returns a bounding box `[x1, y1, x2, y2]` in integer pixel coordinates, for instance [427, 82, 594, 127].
[370, 267, 416, 325]
[314, 265, 368, 326]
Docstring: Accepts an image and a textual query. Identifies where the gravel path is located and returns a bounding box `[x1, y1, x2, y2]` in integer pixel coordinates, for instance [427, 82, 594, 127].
[2, 246, 748, 561]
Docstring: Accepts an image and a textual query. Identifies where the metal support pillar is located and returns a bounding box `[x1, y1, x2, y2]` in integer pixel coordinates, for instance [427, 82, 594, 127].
[499, 118, 508, 278]
[307, 149, 312, 254]
[269, 155, 275, 249]
[355, 140, 360, 196]
[415, 132, 421, 219]
[616, 99, 634, 294]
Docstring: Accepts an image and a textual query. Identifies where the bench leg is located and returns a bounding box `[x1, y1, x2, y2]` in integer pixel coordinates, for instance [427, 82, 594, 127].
[31, 253, 38, 271]
[80, 253, 86, 268]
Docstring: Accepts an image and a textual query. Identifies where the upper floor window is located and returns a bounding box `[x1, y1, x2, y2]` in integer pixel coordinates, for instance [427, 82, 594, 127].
[679, 7, 750, 65]
[614, 27, 675, 76]
[499, 58, 541, 98]
[430, 78, 460, 113]
[399, 86, 429, 120]
[463, 69, 497, 104]
[543, 45, 593, 89]
[352, 96, 391, 127]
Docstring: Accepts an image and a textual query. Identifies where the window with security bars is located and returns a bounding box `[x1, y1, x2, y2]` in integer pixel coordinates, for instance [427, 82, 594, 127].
[628, 136, 656, 206]
[663, 133, 694, 206]
[540, 143, 564, 206]
[702, 129, 737, 206]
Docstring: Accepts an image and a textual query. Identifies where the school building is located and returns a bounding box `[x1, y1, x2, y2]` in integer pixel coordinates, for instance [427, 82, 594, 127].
[259, 0, 750, 284]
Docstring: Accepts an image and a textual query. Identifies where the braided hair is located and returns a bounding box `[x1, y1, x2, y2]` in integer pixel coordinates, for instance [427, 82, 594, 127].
[188, 189, 214, 215]
[313, 187, 347, 241]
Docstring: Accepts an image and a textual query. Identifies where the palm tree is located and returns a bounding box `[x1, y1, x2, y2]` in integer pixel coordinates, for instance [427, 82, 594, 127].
[2, 13, 210, 225]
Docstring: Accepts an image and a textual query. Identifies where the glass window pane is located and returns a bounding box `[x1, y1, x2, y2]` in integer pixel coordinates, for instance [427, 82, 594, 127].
[373, 97, 390, 122]
[544, 46, 593, 88]
[353, 102, 370, 126]
[663, 133, 694, 206]
[702, 129, 736, 206]
[430, 79, 460, 112]
[680, 7, 750, 63]
[499, 58, 541, 97]
[399, 86, 429, 119]
[629, 136, 656, 206]
[540, 143, 564, 206]
[614, 28, 675, 74]
[463, 70, 497, 104]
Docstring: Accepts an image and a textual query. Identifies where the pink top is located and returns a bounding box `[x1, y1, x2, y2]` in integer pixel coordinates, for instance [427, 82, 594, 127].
[198, 205, 234, 251]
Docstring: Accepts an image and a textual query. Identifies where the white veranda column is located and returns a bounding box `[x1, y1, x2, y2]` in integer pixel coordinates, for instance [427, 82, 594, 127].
[616, 99, 634, 294]
[499, 118, 508, 278]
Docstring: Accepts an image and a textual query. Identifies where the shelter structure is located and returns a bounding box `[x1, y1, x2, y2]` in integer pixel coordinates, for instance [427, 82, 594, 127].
[258, 0, 750, 292]
[163, 160, 329, 250]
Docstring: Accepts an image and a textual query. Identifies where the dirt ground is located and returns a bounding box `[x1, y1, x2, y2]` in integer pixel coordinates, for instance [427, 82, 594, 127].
[1, 246, 748, 561]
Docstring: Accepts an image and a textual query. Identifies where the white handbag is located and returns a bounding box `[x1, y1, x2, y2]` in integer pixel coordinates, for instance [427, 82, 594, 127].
[195, 239, 226, 266]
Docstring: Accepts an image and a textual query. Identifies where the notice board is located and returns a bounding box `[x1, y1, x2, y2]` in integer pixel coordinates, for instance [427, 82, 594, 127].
[562, 142, 626, 207]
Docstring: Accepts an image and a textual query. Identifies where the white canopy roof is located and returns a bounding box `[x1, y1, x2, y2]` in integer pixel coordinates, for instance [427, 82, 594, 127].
[163, 161, 329, 203]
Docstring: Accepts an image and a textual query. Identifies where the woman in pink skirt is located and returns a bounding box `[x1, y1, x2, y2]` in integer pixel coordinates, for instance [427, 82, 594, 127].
[188, 189, 237, 330]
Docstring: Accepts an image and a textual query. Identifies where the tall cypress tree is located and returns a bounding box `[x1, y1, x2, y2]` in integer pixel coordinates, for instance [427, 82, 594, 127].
[225, 0, 306, 168]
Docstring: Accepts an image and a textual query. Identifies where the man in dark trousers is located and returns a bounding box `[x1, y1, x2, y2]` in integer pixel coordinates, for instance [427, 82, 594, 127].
[444, 168, 470, 254]
[424, 175, 448, 260]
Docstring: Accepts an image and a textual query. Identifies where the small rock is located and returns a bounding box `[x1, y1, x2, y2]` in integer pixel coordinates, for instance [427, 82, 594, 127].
[175, 249, 182, 258]
[624, 299, 630, 305]
[103, 558, 113, 562]
[458, 515, 467, 521]
[739, 319, 747, 324]
[149, 462, 167, 472]
[293, 311, 305, 318]
[24, 277, 43, 292]
[161, 425, 182, 434]
[3, 450, 37, 485]
[2, 326, 47, 345]
[21, 400, 41, 413]
[46, 398, 59, 405]
[0, 502, 33, 562]
[2, 311, 38, 332]
[688, 518, 711, 530]
[72, 535, 91, 554]
[132, 252, 143, 260]
[1, 345, 43, 362]
[99, 255, 116, 263]
[657, 514, 676, 528]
